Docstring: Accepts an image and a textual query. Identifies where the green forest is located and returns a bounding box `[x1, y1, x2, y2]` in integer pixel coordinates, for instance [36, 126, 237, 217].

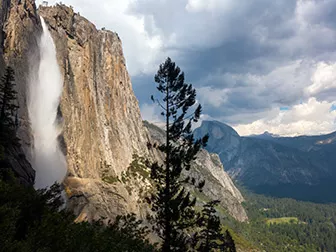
[0, 177, 157, 252]
[3, 170, 336, 252]
[223, 188, 336, 252]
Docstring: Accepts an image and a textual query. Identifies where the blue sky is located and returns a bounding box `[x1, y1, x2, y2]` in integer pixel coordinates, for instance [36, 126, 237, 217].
[37, 0, 336, 136]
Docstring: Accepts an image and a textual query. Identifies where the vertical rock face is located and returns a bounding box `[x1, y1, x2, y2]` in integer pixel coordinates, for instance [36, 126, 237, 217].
[0, 0, 39, 185]
[192, 150, 247, 222]
[38, 4, 153, 221]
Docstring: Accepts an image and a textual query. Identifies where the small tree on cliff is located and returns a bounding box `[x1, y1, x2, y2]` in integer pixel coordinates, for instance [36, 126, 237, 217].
[148, 57, 208, 251]
[0, 67, 19, 146]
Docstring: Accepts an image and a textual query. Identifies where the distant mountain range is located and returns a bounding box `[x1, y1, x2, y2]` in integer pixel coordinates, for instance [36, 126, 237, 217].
[194, 120, 336, 203]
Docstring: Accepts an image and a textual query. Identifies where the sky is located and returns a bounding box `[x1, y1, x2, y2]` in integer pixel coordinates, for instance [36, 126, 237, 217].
[36, 0, 336, 136]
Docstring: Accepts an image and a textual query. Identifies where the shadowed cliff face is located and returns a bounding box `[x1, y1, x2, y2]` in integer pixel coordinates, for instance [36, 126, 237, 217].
[1, 0, 41, 150]
[0, 0, 40, 185]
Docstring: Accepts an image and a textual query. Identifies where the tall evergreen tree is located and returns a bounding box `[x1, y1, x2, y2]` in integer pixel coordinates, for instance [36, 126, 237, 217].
[149, 57, 208, 251]
[0, 67, 18, 128]
[196, 200, 222, 252]
[221, 230, 236, 252]
[195, 200, 236, 252]
[194, 200, 236, 252]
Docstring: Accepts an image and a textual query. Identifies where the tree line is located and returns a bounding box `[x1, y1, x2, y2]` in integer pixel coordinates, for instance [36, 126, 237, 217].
[224, 188, 336, 251]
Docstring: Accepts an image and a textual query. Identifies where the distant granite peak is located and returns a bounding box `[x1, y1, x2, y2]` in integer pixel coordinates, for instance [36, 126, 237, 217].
[195, 121, 241, 166]
[249, 131, 280, 139]
[200, 120, 240, 139]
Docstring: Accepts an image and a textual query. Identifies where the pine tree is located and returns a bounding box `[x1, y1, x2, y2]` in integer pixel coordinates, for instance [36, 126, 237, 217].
[196, 200, 222, 252]
[196, 200, 236, 252]
[0, 67, 19, 146]
[148, 57, 208, 251]
[221, 230, 236, 252]
[0, 67, 18, 129]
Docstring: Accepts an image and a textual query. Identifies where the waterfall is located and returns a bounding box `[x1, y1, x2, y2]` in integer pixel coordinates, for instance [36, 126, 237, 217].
[28, 17, 67, 189]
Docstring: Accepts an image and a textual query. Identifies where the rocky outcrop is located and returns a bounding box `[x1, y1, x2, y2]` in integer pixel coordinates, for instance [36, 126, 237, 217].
[144, 121, 248, 222]
[191, 150, 247, 222]
[39, 4, 152, 179]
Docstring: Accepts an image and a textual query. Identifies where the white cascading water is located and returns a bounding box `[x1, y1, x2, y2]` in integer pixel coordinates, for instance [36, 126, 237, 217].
[28, 17, 67, 189]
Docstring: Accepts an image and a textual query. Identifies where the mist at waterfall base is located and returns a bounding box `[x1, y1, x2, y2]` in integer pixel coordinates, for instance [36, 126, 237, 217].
[28, 17, 67, 189]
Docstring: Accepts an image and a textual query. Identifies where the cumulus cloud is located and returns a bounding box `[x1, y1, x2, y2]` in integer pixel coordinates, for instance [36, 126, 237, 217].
[306, 62, 336, 100]
[234, 98, 336, 136]
[140, 103, 163, 123]
[197, 86, 229, 108]
[209, 60, 336, 135]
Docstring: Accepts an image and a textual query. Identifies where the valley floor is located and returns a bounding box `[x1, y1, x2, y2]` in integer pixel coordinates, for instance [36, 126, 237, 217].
[225, 188, 336, 252]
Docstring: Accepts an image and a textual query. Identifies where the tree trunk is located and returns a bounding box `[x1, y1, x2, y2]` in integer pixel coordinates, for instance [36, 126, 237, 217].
[163, 82, 171, 252]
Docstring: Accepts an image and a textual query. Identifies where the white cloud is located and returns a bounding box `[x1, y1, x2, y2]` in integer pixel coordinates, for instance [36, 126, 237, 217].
[201, 59, 336, 136]
[140, 103, 163, 123]
[185, 0, 209, 12]
[234, 98, 336, 136]
[185, 0, 232, 13]
[306, 62, 336, 97]
[197, 86, 229, 108]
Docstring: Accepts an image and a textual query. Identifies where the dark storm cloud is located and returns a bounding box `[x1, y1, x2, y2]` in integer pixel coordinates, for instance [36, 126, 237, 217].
[299, 0, 336, 30]
[128, 0, 336, 127]
[132, 74, 156, 105]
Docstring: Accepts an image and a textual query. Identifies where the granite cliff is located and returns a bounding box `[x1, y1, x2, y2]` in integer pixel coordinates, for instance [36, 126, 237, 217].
[38, 4, 155, 221]
[0, 1, 247, 222]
